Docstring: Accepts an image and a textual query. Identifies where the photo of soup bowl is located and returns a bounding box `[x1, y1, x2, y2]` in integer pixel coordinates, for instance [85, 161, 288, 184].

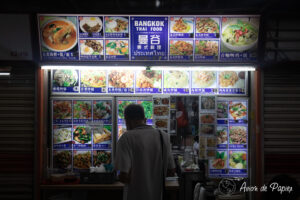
[41, 17, 77, 52]
[221, 22, 258, 52]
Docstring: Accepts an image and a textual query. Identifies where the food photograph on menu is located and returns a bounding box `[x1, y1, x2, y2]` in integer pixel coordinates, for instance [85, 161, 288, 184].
[169, 17, 194, 38]
[93, 126, 112, 149]
[137, 100, 153, 124]
[80, 70, 106, 93]
[200, 96, 216, 112]
[39, 16, 78, 60]
[194, 40, 219, 61]
[220, 17, 259, 61]
[53, 125, 72, 148]
[79, 40, 104, 60]
[52, 100, 72, 124]
[78, 16, 103, 38]
[53, 150, 72, 169]
[229, 150, 247, 170]
[135, 70, 162, 93]
[191, 71, 217, 94]
[73, 101, 92, 123]
[169, 40, 193, 60]
[104, 16, 129, 38]
[163, 70, 189, 94]
[52, 69, 79, 93]
[216, 126, 228, 147]
[195, 17, 220, 38]
[209, 150, 227, 170]
[93, 100, 112, 123]
[108, 70, 134, 93]
[93, 150, 112, 166]
[118, 100, 135, 123]
[229, 101, 248, 122]
[73, 150, 92, 169]
[105, 40, 129, 60]
[73, 125, 92, 148]
[218, 71, 246, 94]
[229, 126, 247, 146]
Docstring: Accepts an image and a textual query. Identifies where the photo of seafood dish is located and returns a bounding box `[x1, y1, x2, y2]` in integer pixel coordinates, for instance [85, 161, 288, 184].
[93, 101, 112, 120]
[164, 70, 189, 88]
[196, 18, 219, 34]
[201, 96, 216, 110]
[53, 69, 78, 87]
[229, 102, 247, 120]
[106, 40, 129, 55]
[222, 19, 258, 52]
[155, 119, 168, 129]
[170, 40, 193, 56]
[218, 71, 239, 87]
[73, 101, 92, 119]
[53, 126, 72, 144]
[229, 126, 247, 144]
[81, 70, 106, 88]
[192, 71, 216, 88]
[73, 126, 91, 144]
[229, 151, 247, 169]
[216, 126, 228, 144]
[154, 106, 169, 116]
[42, 18, 77, 51]
[93, 127, 111, 144]
[73, 151, 91, 169]
[200, 114, 216, 124]
[195, 40, 218, 57]
[108, 70, 134, 88]
[80, 17, 102, 33]
[200, 124, 215, 134]
[53, 150, 71, 169]
[105, 17, 128, 33]
[93, 150, 111, 166]
[53, 100, 72, 119]
[170, 17, 193, 33]
[80, 40, 103, 55]
[136, 70, 162, 88]
[210, 151, 226, 169]
[217, 102, 228, 118]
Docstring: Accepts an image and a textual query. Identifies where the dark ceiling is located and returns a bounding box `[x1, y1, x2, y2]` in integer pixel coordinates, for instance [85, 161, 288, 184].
[0, 0, 297, 15]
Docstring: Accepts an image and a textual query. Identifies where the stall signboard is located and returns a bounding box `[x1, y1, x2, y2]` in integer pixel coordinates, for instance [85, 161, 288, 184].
[51, 98, 113, 169]
[207, 98, 248, 178]
[51, 69, 248, 96]
[130, 16, 168, 60]
[38, 14, 259, 62]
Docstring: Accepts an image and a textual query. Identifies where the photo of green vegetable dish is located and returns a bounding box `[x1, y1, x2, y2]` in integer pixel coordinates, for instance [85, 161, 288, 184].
[118, 101, 134, 119]
[73, 126, 91, 144]
[222, 19, 258, 50]
[138, 101, 153, 119]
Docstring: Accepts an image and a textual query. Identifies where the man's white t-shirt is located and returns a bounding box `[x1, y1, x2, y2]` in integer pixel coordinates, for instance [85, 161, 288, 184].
[115, 125, 175, 200]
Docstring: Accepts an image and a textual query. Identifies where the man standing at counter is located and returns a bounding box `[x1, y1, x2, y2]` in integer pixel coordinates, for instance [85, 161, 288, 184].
[115, 104, 175, 200]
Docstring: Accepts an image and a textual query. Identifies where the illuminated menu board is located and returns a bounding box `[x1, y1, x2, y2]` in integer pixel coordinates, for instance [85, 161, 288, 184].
[52, 99, 113, 170]
[38, 14, 259, 62]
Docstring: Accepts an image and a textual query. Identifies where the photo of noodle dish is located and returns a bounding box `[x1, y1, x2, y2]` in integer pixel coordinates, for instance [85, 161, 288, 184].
[195, 40, 218, 57]
[164, 70, 189, 88]
[196, 18, 219, 34]
[41, 17, 77, 52]
[80, 40, 103, 55]
[229, 126, 247, 144]
[105, 16, 128, 33]
[136, 70, 162, 88]
[170, 17, 194, 33]
[169, 40, 193, 56]
[192, 71, 216, 88]
[79, 17, 102, 33]
[218, 71, 245, 89]
[80, 70, 106, 88]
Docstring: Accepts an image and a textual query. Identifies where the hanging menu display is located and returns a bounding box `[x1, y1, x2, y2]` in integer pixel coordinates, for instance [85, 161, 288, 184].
[51, 69, 248, 95]
[206, 98, 248, 178]
[153, 96, 170, 134]
[38, 14, 259, 62]
[51, 98, 113, 170]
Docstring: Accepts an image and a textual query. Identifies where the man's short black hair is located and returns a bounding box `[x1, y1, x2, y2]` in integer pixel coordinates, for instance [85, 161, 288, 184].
[124, 104, 145, 121]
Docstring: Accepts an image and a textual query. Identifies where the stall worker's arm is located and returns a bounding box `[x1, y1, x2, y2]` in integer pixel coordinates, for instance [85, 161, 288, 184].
[115, 134, 131, 184]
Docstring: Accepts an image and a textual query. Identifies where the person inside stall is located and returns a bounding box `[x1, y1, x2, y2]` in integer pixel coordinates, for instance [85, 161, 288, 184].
[115, 104, 175, 200]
